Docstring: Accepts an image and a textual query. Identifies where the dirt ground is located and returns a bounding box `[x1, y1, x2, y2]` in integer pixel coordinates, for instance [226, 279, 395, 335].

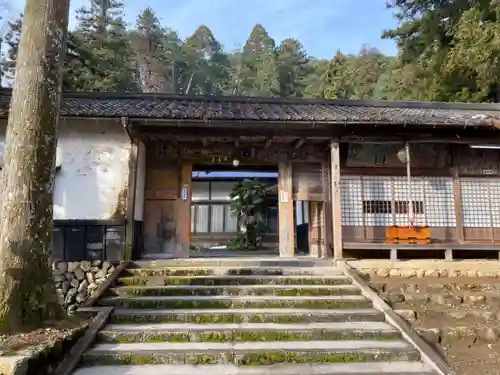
[0, 316, 86, 355]
[369, 276, 500, 375]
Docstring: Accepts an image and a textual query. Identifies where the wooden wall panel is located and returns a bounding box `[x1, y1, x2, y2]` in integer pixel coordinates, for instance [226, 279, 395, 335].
[292, 162, 324, 201]
[143, 200, 181, 256]
[143, 158, 191, 258]
[345, 143, 451, 169]
[145, 167, 179, 200]
[456, 146, 500, 176]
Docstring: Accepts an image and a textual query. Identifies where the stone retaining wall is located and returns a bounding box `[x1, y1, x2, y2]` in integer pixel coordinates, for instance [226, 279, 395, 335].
[52, 261, 116, 312]
[359, 268, 500, 278]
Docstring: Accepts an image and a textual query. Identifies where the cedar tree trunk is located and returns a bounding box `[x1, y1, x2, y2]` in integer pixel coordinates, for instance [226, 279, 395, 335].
[0, 0, 70, 333]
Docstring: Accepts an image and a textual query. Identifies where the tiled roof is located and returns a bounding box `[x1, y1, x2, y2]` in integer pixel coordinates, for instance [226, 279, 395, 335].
[0, 90, 499, 126]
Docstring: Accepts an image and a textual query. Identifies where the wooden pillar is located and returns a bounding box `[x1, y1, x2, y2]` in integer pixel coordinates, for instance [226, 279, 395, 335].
[308, 202, 323, 257]
[322, 157, 333, 258]
[124, 139, 139, 260]
[452, 147, 464, 243]
[176, 162, 193, 257]
[330, 141, 343, 259]
[278, 161, 295, 257]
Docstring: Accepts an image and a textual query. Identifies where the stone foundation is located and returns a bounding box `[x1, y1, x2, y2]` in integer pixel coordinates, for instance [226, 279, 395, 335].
[359, 268, 500, 278]
[52, 261, 116, 312]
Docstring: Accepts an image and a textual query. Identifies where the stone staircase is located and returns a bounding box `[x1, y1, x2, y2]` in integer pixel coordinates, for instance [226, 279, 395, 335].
[73, 258, 438, 374]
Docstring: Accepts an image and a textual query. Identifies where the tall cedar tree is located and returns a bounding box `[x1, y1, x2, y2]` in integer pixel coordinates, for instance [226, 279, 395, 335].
[241, 24, 279, 96]
[181, 25, 229, 95]
[70, 0, 136, 91]
[131, 8, 176, 92]
[0, 0, 69, 333]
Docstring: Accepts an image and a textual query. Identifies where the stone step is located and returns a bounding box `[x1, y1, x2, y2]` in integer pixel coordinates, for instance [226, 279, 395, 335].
[130, 258, 335, 269]
[109, 284, 361, 297]
[81, 340, 420, 366]
[73, 362, 437, 375]
[117, 275, 351, 286]
[97, 321, 401, 343]
[98, 295, 372, 309]
[110, 308, 386, 324]
[123, 267, 345, 277]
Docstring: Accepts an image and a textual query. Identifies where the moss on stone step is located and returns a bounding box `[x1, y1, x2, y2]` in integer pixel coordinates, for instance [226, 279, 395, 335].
[117, 276, 349, 287]
[81, 349, 419, 366]
[101, 298, 372, 310]
[112, 286, 360, 297]
[109, 311, 386, 324]
[123, 269, 216, 277]
[123, 268, 330, 277]
[97, 329, 402, 343]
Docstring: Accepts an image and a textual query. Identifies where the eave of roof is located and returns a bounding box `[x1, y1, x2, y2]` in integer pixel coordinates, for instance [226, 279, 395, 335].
[0, 89, 499, 127]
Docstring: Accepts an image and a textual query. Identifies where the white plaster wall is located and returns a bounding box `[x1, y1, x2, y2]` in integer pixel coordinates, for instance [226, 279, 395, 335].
[0, 119, 131, 220]
[134, 141, 146, 221]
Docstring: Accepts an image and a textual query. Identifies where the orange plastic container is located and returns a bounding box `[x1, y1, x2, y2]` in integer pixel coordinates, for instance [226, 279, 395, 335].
[386, 226, 431, 244]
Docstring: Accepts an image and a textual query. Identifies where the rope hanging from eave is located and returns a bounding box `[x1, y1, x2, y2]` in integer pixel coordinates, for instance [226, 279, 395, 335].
[405, 142, 414, 227]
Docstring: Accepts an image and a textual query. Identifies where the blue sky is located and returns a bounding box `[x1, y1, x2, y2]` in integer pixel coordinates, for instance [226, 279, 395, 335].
[9, 0, 398, 58]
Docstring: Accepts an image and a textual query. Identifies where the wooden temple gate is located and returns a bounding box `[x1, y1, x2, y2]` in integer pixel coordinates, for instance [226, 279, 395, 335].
[126, 120, 337, 259]
[122, 96, 500, 260]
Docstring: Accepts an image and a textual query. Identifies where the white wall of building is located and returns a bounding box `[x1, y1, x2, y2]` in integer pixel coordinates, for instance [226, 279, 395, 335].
[0, 119, 132, 220]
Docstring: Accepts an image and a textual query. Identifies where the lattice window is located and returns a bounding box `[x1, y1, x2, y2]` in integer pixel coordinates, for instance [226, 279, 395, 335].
[461, 178, 500, 228]
[362, 200, 424, 215]
[424, 177, 456, 227]
[341, 175, 455, 227]
[393, 177, 425, 226]
[340, 177, 363, 226]
[363, 176, 392, 226]
[490, 180, 500, 227]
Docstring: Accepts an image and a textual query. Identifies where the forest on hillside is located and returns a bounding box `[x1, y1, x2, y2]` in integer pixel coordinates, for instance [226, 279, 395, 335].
[2, 0, 500, 102]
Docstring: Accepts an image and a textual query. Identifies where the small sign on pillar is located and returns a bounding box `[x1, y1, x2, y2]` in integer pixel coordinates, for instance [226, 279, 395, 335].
[280, 190, 288, 203]
[181, 185, 189, 201]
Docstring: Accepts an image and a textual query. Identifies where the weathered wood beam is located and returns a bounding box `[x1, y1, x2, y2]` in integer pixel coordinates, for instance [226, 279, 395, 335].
[452, 146, 464, 243]
[293, 138, 306, 149]
[176, 162, 193, 257]
[124, 136, 139, 260]
[330, 141, 343, 259]
[340, 132, 500, 144]
[131, 124, 333, 139]
[278, 161, 295, 258]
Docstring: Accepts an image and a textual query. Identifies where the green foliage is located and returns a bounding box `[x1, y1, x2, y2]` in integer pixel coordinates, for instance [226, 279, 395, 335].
[383, 0, 500, 102]
[2, 3, 499, 102]
[229, 179, 269, 251]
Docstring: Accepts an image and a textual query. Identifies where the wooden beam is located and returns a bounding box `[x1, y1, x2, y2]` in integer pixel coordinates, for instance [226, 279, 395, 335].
[131, 124, 333, 139]
[278, 161, 295, 257]
[322, 158, 333, 258]
[452, 147, 464, 243]
[124, 138, 139, 260]
[176, 162, 193, 256]
[341, 133, 500, 144]
[293, 138, 306, 149]
[330, 141, 343, 259]
[308, 202, 322, 258]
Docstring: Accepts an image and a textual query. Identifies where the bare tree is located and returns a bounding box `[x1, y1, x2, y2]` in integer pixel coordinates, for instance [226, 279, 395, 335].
[0, 0, 70, 333]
